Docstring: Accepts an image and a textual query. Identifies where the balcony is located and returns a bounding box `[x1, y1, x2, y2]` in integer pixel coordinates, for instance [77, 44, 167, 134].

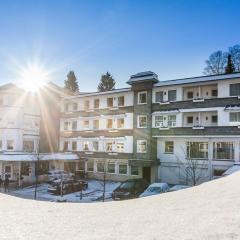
[183, 111, 218, 129]
[183, 84, 218, 101]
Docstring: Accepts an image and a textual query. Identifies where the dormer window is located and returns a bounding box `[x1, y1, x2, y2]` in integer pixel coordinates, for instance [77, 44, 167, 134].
[138, 91, 147, 104]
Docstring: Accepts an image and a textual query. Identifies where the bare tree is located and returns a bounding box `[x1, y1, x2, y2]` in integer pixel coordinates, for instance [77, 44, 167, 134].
[229, 44, 240, 72]
[203, 51, 228, 75]
[176, 145, 209, 186]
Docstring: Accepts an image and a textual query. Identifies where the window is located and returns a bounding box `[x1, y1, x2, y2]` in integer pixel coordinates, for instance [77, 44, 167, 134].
[92, 141, 99, 152]
[93, 119, 99, 130]
[63, 141, 68, 151]
[155, 115, 176, 128]
[230, 112, 240, 122]
[72, 102, 78, 111]
[117, 118, 124, 128]
[187, 91, 194, 99]
[131, 166, 139, 176]
[168, 90, 176, 101]
[167, 115, 176, 127]
[94, 99, 99, 109]
[212, 115, 218, 123]
[119, 164, 127, 174]
[87, 161, 94, 172]
[37, 161, 49, 175]
[84, 100, 90, 110]
[72, 141, 77, 151]
[138, 115, 147, 128]
[83, 120, 89, 129]
[7, 140, 14, 150]
[64, 121, 69, 130]
[118, 96, 124, 107]
[97, 162, 105, 173]
[187, 116, 193, 124]
[78, 162, 85, 171]
[107, 97, 113, 108]
[116, 142, 124, 152]
[213, 142, 234, 160]
[107, 163, 115, 173]
[72, 121, 77, 130]
[213, 169, 226, 177]
[155, 115, 164, 127]
[187, 142, 208, 159]
[137, 140, 147, 153]
[106, 142, 113, 152]
[21, 163, 30, 176]
[138, 91, 147, 104]
[106, 119, 113, 129]
[230, 83, 240, 96]
[23, 141, 34, 152]
[83, 141, 90, 151]
[165, 141, 174, 153]
[212, 89, 218, 97]
[155, 91, 164, 102]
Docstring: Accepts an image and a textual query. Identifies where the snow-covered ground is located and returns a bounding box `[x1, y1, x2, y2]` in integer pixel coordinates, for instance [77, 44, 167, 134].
[10, 180, 120, 202]
[0, 173, 240, 239]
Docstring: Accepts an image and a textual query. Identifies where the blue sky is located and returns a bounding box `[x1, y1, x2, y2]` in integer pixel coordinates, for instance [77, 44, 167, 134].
[0, 0, 240, 91]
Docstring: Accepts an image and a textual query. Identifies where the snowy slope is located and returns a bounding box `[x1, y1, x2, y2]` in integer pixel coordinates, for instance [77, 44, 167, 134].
[0, 173, 240, 240]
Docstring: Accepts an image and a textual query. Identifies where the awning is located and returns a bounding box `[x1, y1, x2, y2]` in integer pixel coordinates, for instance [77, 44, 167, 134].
[128, 159, 159, 167]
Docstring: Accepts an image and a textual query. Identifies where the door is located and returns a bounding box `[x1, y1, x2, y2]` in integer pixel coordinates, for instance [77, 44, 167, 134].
[142, 167, 151, 183]
[4, 165, 12, 179]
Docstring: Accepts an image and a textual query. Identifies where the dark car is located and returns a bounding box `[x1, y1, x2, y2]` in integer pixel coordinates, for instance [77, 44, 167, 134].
[112, 179, 149, 200]
[48, 179, 88, 195]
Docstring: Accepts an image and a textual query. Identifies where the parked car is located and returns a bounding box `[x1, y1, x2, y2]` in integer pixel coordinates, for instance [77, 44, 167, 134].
[139, 182, 169, 198]
[48, 179, 88, 195]
[169, 185, 190, 192]
[48, 170, 74, 183]
[112, 179, 149, 200]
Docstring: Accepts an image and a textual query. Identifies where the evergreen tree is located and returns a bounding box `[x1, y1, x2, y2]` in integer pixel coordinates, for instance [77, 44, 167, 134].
[64, 71, 79, 93]
[225, 54, 235, 74]
[97, 72, 116, 92]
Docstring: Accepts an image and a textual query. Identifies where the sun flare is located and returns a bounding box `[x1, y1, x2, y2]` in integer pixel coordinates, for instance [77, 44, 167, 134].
[18, 63, 50, 92]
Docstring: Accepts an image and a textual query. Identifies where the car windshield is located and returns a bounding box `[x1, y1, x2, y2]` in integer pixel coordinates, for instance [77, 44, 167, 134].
[119, 181, 135, 189]
[146, 187, 162, 193]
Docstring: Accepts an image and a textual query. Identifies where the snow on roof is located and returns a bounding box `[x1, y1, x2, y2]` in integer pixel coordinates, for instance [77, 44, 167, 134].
[154, 72, 240, 87]
[0, 172, 240, 239]
[223, 164, 240, 176]
[0, 152, 79, 162]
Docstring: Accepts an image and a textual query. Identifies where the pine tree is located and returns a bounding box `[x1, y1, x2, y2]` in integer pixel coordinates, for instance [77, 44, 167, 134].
[225, 54, 235, 74]
[64, 71, 79, 93]
[97, 72, 116, 92]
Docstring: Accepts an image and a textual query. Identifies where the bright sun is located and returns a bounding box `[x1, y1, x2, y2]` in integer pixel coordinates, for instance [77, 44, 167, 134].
[18, 63, 50, 92]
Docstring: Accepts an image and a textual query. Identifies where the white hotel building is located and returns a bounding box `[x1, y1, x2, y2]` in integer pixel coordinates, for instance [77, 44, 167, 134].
[1, 71, 240, 185]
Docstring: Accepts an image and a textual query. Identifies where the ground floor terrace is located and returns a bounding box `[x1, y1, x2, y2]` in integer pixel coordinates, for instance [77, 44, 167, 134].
[156, 136, 240, 185]
[0, 152, 157, 185]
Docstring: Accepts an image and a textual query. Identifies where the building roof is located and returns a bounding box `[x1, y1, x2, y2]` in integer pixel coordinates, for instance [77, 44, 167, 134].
[154, 72, 240, 87]
[127, 71, 159, 85]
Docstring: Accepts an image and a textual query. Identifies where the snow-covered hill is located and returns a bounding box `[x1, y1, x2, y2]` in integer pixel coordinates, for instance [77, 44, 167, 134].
[0, 173, 240, 240]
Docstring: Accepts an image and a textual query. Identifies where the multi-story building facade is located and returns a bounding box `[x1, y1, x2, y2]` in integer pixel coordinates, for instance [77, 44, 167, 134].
[60, 71, 240, 185]
[1, 71, 240, 186]
[0, 83, 77, 185]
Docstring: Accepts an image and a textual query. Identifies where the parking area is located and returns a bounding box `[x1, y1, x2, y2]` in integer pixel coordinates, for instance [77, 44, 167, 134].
[10, 180, 121, 203]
